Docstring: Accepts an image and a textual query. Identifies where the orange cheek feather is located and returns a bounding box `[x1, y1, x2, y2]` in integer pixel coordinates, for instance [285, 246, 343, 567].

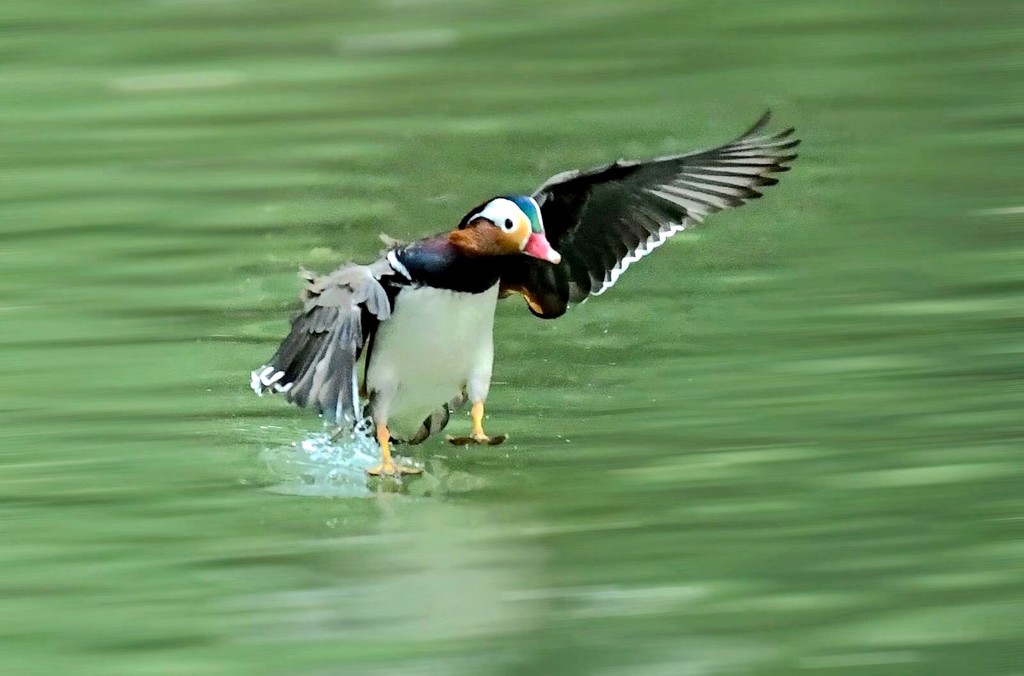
[515, 217, 531, 247]
[450, 225, 520, 257]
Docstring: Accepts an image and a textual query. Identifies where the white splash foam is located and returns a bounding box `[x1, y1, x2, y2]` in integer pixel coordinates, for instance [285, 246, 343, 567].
[260, 422, 423, 498]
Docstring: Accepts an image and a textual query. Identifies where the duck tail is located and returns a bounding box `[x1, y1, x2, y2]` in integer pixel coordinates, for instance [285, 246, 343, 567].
[405, 392, 468, 445]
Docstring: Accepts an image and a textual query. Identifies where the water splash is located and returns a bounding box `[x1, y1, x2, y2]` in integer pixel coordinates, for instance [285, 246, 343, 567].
[260, 420, 422, 498]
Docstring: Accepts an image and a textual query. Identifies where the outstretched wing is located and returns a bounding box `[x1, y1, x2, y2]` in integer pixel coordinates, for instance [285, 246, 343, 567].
[500, 112, 799, 318]
[251, 258, 397, 424]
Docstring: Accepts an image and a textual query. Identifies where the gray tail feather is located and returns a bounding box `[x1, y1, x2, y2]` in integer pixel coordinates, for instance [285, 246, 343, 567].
[406, 392, 468, 445]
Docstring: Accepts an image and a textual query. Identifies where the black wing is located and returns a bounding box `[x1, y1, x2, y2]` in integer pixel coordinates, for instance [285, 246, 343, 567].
[251, 258, 397, 424]
[500, 112, 799, 317]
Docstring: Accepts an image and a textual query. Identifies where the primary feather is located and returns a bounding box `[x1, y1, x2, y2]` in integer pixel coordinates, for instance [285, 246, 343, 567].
[251, 258, 397, 424]
[500, 112, 799, 317]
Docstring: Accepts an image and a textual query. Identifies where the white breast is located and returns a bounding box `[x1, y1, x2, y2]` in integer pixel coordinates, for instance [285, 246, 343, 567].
[365, 284, 498, 438]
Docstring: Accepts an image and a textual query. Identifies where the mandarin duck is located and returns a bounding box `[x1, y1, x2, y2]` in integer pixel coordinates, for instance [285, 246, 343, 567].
[252, 112, 799, 476]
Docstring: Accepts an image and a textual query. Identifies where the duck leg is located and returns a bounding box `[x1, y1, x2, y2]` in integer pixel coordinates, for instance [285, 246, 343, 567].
[368, 422, 423, 476]
[447, 402, 508, 446]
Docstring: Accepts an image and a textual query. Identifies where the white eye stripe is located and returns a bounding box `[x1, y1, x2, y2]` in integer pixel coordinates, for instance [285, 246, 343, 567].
[472, 198, 527, 233]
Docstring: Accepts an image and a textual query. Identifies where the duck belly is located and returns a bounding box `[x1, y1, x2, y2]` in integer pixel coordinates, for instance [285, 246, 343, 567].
[366, 283, 498, 438]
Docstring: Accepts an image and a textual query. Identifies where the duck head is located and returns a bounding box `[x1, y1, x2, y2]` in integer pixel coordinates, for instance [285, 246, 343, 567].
[452, 195, 561, 264]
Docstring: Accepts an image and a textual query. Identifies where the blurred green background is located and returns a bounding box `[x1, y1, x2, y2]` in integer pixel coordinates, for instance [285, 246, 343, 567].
[2, 0, 1022, 674]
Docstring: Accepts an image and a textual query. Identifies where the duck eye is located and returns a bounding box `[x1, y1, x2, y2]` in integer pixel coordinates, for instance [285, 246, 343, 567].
[503, 218, 514, 231]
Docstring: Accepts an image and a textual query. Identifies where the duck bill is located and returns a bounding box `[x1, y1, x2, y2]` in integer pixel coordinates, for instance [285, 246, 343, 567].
[523, 232, 561, 264]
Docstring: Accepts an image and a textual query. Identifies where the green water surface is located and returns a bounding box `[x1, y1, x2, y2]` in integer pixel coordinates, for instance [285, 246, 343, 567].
[2, 1, 1022, 674]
